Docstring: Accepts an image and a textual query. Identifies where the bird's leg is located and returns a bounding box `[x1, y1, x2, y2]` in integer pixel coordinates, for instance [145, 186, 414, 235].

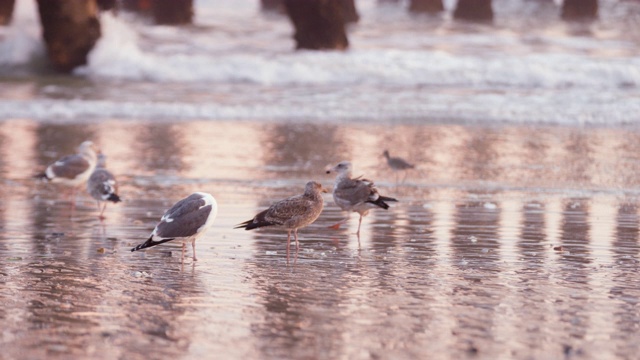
[356, 214, 363, 236]
[294, 229, 300, 265]
[192, 240, 197, 261]
[286, 230, 291, 264]
[70, 187, 77, 212]
[329, 214, 350, 230]
[402, 170, 408, 184]
[99, 202, 107, 220]
[181, 242, 186, 264]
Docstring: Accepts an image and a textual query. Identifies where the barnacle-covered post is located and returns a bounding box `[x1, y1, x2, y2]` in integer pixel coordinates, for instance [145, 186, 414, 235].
[283, 0, 349, 50]
[409, 0, 444, 14]
[0, 0, 15, 25]
[561, 0, 598, 21]
[36, 0, 101, 72]
[453, 0, 493, 21]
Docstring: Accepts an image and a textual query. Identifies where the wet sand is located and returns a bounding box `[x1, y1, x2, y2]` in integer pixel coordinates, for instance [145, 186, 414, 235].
[1, 119, 640, 359]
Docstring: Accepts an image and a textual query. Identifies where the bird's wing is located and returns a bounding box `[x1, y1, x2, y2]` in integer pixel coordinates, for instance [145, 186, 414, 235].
[334, 178, 377, 206]
[155, 195, 212, 238]
[48, 154, 91, 179]
[264, 195, 314, 225]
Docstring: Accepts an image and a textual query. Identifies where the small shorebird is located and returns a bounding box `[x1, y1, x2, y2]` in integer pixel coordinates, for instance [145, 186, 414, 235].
[326, 161, 397, 236]
[87, 153, 121, 220]
[36, 140, 98, 206]
[235, 181, 326, 263]
[131, 192, 218, 262]
[383, 150, 415, 184]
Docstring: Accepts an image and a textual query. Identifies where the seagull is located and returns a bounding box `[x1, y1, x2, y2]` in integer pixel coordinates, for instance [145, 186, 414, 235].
[326, 161, 397, 236]
[87, 152, 121, 220]
[383, 150, 415, 184]
[235, 181, 326, 263]
[131, 192, 218, 262]
[36, 140, 98, 206]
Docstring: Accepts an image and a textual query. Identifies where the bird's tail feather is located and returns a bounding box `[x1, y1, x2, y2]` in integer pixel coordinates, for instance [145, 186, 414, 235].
[368, 195, 398, 210]
[108, 193, 121, 203]
[131, 236, 175, 252]
[34, 172, 49, 181]
[234, 219, 274, 230]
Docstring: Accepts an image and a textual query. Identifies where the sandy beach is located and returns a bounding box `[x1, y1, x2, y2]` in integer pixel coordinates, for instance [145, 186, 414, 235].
[0, 119, 639, 359]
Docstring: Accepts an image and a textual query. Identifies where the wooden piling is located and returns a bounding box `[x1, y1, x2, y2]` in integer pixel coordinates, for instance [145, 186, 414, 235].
[283, 0, 349, 50]
[341, 0, 360, 23]
[96, 0, 117, 12]
[0, 0, 15, 26]
[36, 0, 101, 72]
[561, 0, 598, 21]
[453, 0, 493, 21]
[409, 0, 444, 14]
[152, 0, 193, 25]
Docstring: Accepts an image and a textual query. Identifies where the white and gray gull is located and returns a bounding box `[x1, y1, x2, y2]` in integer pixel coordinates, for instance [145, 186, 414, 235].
[36, 140, 98, 207]
[131, 192, 218, 262]
[235, 181, 326, 262]
[87, 152, 121, 219]
[326, 161, 398, 235]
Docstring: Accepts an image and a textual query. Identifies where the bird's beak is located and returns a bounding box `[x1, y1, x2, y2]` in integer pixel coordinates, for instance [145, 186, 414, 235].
[325, 170, 331, 174]
[321, 186, 329, 193]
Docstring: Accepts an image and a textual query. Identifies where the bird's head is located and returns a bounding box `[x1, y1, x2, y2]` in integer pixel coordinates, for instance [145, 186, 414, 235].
[326, 161, 352, 176]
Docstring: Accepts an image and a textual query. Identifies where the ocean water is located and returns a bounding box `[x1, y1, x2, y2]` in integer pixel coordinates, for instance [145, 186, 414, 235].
[1, 0, 639, 124]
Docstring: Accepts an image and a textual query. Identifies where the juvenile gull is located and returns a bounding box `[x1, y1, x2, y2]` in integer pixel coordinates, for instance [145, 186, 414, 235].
[235, 181, 326, 262]
[36, 140, 98, 205]
[131, 192, 218, 262]
[87, 153, 121, 220]
[383, 150, 415, 184]
[326, 161, 397, 236]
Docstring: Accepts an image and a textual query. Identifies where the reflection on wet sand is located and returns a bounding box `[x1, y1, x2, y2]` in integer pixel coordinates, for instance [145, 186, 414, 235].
[1, 119, 640, 358]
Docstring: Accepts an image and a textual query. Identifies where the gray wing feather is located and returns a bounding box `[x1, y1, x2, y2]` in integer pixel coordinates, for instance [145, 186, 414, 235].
[155, 195, 211, 238]
[335, 178, 376, 206]
[49, 154, 90, 179]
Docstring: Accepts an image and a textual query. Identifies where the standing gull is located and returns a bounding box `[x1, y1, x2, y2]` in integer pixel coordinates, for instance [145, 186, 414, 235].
[326, 161, 397, 236]
[235, 181, 326, 263]
[87, 152, 121, 220]
[36, 140, 98, 205]
[131, 192, 218, 262]
[383, 150, 415, 184]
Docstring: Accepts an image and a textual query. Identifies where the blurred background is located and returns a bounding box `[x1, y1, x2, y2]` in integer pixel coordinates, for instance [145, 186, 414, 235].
[1, 0, 639, 125]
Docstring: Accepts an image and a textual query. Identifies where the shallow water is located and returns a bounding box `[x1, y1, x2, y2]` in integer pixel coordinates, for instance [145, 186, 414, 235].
[1, 119, 640, 359]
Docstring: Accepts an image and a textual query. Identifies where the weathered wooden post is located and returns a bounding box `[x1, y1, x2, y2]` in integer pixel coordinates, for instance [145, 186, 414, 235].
[283, 0, 349, 50]
[96, 0, 117, 12]
[36, 0, 101, 73]
[453, 0, 493, 21]
[152, 0, 193, 25]
[409, 0, 444, 14]
[561, 0, 597, 20]
[122, 0, 152, 13]
[122, 0, 192, 24]
[0, 0, 15, 26]
[341, 0, 359, 23]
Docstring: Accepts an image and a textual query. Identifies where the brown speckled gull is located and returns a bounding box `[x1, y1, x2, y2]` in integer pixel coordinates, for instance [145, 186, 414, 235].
[235, 181, 327, 262]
